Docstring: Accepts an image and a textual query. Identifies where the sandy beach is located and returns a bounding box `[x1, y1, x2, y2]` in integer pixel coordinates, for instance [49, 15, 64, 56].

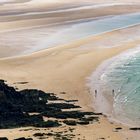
[0, 0, 140, 140]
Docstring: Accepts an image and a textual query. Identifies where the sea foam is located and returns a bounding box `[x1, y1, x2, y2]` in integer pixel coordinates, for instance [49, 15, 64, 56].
[88, 46, 140, 127]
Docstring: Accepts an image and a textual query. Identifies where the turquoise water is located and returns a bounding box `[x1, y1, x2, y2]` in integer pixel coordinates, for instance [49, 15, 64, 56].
[92, 48, 140, 126]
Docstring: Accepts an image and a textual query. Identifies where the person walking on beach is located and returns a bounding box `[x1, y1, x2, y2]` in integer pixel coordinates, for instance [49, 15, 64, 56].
[112, 89, 115, 97]
[95, 90, 97, 98]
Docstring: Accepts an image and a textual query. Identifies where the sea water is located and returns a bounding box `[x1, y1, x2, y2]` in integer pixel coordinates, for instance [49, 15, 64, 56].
[89, 47, 140, 127]
[40, 12, 140, 49]
[1, 12, 140, 57]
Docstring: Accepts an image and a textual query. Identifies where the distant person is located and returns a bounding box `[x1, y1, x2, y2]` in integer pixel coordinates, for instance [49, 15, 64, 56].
[95, 90, 97, 98]
[112, 89, 115, 97]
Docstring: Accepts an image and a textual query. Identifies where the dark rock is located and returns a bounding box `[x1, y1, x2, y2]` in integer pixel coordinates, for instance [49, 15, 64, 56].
[47, 133, 54, 136]
[0, 80, 62, 128]
[46, 103, 80, 110]
[33, 133, 46, 137]
[66, 100, 78, 103]
[79, 116, 99, 122]
[63, 120, 77, 126]
[43, 111, 94, 119]
[0, 137, 8, 140]
[34, 120, 61, 128]
[115, 127, 122, 130]
[0, 80, 101, 129]
[129, 128, 140, 130]
[14, 138, 33, 140]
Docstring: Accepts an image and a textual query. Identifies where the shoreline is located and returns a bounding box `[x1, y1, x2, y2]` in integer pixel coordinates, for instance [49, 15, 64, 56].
[88, 46, 140, 128]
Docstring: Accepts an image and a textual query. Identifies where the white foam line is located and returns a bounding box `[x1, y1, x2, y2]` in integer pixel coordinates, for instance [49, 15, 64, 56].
[87, 46, 140, 127]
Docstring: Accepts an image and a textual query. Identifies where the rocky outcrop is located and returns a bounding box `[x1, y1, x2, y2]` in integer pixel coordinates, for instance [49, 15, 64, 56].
[0, 80, 100, 129]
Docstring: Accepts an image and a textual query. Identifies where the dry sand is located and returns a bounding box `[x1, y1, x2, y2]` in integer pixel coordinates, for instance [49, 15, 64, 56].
[0, 0, 140, 140]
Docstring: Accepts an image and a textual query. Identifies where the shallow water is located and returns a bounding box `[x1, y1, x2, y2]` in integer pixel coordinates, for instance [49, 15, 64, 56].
[42, 12, 140, 49]
[89, 47, 140, 127]
[1, 12, 140, 58]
